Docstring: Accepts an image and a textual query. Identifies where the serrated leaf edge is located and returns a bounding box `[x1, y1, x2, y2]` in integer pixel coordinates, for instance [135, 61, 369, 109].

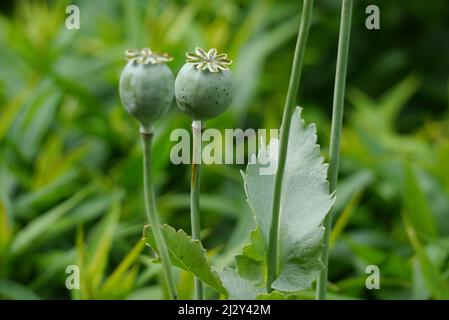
[143, 223, 227, 295]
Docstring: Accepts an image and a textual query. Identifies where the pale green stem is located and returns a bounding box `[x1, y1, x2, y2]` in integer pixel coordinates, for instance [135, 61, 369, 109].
[266, 0, 314, 292]
[191, 120, 203, 300]
[316, 0, 353, 300]
[141, 130, 178, 300]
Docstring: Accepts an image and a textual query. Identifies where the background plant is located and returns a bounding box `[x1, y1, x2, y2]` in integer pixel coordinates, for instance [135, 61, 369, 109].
[0, 0, 448, 300]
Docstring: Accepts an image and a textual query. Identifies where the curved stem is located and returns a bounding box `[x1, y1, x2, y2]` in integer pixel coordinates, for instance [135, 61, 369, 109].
[191, 120, 203, 300]
[266, 0, 314, 292]
[316, 0, 353, 300]
[141, 131, 178, 300]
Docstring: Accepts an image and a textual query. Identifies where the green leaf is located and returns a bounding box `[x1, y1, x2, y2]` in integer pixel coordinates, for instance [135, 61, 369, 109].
[220, 229, 266, 299]
[333, 170, 373, 213]
[378, 74, 419, 126]
[86, 199, 120, 293]
[256, 291, 297, 300]
[14, 86, 62, 160]
[402, 164, 438, 240]
[232, 15, 301, 116]
[126, 286, 163, 300]
[51, 193, 113, 236]
[32, 249, 76, 290]
[330, 190, 363, 248]
[345, 238, 386, 265]
[144, 224, 227, 295]
[100, 238, 145, 295]
[33, 135, 90, 188]
[295, 290, 357, 300]
[0, 278, 41, 300]
[348, 75, 419, 134]
[220, 267, 265, 300]
[10, 184, 96, 255]
[223, 108, 334, 296]
[234, 229, 266, 284]
[404, 218, 449, 300]
[411, 257, 431, 300]
[158, 193, 242, 218]
[0, 199, 13, 255]
[14, 169, 81, 219]
[73, 198, 121, 300]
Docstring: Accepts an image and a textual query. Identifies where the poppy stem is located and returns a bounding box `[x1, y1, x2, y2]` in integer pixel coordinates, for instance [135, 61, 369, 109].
[266, 0, 314, 292]
[141, 130, 178, 300]
[316, 0, 353, 300]
[191, 120, 204, 300]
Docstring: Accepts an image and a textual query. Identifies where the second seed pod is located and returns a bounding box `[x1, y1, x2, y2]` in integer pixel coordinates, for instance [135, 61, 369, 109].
[175, 47, 233, 120]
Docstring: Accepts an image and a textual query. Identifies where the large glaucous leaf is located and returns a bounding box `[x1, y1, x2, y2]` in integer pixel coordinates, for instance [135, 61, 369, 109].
[221, 229, 266, 299]
[221, 267, 265, 300]
[222, 108, 334, 297]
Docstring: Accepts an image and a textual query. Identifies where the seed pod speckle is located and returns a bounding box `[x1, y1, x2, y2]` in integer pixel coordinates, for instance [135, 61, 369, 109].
[175, 47, 233, 121]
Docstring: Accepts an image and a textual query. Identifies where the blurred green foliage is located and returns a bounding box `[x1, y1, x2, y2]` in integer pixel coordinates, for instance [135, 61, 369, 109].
[0, 0, 448, 299]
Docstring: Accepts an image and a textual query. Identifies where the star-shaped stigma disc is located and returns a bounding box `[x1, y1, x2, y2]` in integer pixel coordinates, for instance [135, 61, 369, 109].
[186, 47, 233, 73]
[125, 48, 173, 65]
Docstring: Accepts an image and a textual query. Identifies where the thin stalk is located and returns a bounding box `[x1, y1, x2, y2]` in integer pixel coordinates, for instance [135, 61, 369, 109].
[266, 0, 314, 292]
[316, 0, 353, 300]
[141, 131, 178, 300]
[191, 120, 203, 300]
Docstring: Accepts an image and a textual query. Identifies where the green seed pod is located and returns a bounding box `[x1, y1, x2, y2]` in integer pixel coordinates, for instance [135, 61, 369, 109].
[119, 48, 174, 131]
[175, 47, 233, 121]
